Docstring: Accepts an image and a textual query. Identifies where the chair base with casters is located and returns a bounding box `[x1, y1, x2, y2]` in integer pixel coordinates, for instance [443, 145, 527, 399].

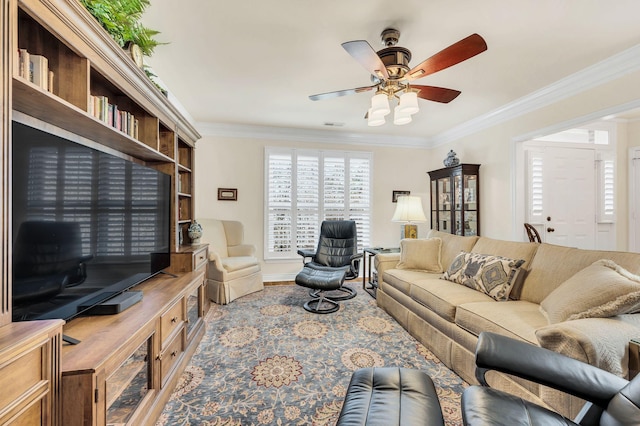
[295, 267, 347, 313]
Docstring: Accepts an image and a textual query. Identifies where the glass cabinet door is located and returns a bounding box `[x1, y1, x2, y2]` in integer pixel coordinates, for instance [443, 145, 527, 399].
[463, 174, 478, 236]
[437, 177, 452, 232]
[431, 180, 437, 229]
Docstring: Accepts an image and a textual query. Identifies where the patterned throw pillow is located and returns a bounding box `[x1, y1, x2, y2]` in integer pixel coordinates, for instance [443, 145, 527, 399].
[442, 251, 525, 301]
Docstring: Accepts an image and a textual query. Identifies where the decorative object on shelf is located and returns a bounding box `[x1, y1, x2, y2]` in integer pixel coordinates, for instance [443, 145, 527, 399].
[218, 188, 238, 201]
[126, 42, 144, 68]
[391, 195, 427, 239]
[188, 220, 203, 244]
[392, 190, 410, 203]
[79, 0, 164, 57]
[443, 150, 460, 167]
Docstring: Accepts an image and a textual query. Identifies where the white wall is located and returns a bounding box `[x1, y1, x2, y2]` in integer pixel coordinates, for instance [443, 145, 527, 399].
[195, 68, 640, 279]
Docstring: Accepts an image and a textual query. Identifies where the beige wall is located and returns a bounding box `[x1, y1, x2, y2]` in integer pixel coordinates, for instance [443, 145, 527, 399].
[195, 68, 640, 279]
[194, 138, 430, 278]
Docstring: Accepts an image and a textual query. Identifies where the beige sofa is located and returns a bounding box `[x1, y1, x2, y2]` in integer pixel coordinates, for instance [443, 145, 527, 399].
[375, 229, 640, 418]
[197, 219, 263, 304]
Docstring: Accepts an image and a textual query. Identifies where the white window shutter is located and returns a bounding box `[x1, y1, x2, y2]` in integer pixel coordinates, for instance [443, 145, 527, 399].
[265, 148, 372, 259]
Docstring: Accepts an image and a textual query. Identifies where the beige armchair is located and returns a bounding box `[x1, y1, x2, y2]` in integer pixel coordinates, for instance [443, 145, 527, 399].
[197, 219, 263, 304]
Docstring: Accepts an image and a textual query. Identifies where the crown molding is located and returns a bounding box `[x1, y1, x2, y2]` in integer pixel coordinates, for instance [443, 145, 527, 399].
[431, 43, 640, 146]
[195, 122, 429, 148]
[196, 43, 640, 149]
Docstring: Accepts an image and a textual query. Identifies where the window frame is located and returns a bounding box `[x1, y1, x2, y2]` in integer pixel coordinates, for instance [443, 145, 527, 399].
[264, 147, 373, 261]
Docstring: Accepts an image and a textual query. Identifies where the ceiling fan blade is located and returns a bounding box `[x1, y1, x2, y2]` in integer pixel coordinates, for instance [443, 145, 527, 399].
[342, 40, 390, 81]
[404, 33, 487, 81]
[309, 85, 376, 101]
[413, 85, 462, 103]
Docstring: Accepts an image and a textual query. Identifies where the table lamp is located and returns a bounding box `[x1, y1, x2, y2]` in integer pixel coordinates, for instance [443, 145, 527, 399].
[392, 195, 427, 239]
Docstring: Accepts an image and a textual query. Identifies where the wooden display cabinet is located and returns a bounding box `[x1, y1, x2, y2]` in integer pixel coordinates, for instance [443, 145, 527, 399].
[428, 164, 481, 236]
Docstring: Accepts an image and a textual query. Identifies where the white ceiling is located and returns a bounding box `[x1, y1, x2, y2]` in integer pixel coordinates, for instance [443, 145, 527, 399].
[142, 0, 640, 142]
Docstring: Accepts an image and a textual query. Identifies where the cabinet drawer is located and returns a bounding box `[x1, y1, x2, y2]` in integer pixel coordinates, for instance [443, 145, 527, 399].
[159, 332, 184, 384]
[194, 248, 208, 270]
[160, 299, 185, 345]
[0, 345, 45, 412]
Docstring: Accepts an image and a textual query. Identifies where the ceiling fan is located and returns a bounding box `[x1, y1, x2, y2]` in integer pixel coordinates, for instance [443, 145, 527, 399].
[309, 29, 488, 126]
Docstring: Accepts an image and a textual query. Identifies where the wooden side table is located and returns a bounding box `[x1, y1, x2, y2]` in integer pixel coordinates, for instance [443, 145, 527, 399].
[362, 247, 400, 298]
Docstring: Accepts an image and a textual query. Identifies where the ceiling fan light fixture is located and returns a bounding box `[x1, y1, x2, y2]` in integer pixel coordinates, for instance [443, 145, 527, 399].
[393, 105, 412, 125]
[367, 108, 386, 126]
[370, 93, 391, 116]
[398, 91, 419, 115]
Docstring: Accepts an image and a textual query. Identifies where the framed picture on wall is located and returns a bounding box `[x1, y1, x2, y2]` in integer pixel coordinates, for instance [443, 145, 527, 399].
[218, 188, 238, 201]
[392, 190, 410, 202]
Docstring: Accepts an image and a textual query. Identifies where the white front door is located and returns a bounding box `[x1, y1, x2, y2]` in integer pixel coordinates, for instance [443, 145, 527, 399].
[543, 147, 596, 249]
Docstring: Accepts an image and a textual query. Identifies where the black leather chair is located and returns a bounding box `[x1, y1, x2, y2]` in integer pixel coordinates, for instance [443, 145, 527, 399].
[13, 221, 94, 304]
[462, 332, 640, 425]
[295, 220, 362, 313]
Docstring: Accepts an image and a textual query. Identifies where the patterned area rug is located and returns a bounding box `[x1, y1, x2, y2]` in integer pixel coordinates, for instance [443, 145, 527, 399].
[157, 284, 468, 425]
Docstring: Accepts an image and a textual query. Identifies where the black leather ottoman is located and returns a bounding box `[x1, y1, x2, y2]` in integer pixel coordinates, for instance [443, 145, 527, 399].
[337, 367, 444, 426]
[295, 267, 346, 313]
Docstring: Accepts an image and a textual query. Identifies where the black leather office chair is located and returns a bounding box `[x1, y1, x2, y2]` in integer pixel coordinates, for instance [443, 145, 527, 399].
[462, 332, 640, 425]
[13, 221, 94, 303]
[295, 220, 363, 313]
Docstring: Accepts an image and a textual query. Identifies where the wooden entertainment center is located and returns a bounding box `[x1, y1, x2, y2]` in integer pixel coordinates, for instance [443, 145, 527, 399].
[0, 0, 206, 424]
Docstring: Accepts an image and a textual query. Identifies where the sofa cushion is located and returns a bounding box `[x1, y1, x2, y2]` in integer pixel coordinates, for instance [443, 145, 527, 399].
[410, 278, 494, 322]
[536, 315, 640, 377]
[455, 301, 547, 344]
[521, 243, 640, 304]
[442, 252, 525, 301]
[540, 259, 640, 324]
[427, 230, 478, 273]
[396, 238, 443, 272]
[383, 269, 442, 295]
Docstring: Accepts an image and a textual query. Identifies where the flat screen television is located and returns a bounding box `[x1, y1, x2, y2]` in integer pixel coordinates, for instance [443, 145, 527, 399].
[11, 121, 172, 322]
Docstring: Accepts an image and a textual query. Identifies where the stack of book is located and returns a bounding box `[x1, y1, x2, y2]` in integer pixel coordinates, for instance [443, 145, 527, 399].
[18, 49, 53, 92]
[89, 95, 139, 139]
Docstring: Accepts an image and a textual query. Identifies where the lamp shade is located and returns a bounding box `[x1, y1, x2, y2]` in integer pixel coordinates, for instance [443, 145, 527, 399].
[370, 93, 391, 116]
[393, 105, 412, 125]
[391, 196, 427, 222]
[367, 108, 386, 126]
[398, 91, 419, 115]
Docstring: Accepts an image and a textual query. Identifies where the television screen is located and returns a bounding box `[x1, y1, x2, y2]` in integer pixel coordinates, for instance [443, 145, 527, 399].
[11, 121, 171, 321]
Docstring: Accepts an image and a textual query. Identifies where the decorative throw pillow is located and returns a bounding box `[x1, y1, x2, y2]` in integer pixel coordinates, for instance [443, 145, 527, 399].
[396, 238, 443, 272]
[539, 259, 640, 324]
[441, 251, 525, 301]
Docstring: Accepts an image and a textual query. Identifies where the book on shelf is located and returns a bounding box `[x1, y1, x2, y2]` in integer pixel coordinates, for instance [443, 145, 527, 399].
[18, 49, 29, 80]
[30, 54, 49, 91]
[89, 94, 139, 139]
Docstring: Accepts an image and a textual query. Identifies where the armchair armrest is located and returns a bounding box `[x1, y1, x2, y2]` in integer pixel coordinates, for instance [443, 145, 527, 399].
[207, 251, 225, 273]
[297, 249, 316, 264]
[475, 332, 628, 408]
[228, 244, 255, 257]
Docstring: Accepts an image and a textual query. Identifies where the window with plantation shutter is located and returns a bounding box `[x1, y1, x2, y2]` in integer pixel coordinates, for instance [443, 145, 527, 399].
[265, 147, 372, 259]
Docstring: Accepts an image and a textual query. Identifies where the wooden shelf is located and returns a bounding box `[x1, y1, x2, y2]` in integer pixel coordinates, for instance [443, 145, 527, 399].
[13, 78, 174, 163]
